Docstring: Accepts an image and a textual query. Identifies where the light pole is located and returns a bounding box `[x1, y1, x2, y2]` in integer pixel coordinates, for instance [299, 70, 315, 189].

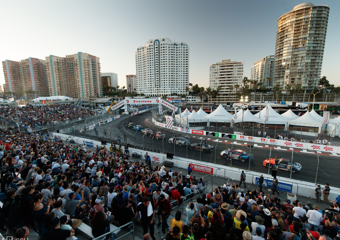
[310, 91, 320, 110]
[240, 96, 248, 131]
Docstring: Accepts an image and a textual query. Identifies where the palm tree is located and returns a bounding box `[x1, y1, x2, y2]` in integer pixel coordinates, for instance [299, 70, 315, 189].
[185, 87, 190, 95]
[285, 84, 292, 100]
[234, 84, 240, 101]
[128, 84, 131, 92]
[206, 87, 212, 103]
[293, 84, 302, 101]
[199, 87, 205, 106]
[243, 77, 249, 87]
[266, 77, 271, 88]
[252, 80, 258, 102]
[273, 86, 280, 101]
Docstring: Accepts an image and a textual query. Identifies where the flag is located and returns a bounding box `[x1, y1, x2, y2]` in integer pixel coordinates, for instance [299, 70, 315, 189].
[265, 107, 269, 122]
[322, 111, 330, 125]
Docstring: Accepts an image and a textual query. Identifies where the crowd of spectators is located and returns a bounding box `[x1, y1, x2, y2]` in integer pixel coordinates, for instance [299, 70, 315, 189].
[0, 104, 96, 129]
[0, 128, 339, 240]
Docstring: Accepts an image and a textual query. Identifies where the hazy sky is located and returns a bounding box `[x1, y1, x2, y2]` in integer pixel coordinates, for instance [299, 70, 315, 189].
[1, 0, 339, 88]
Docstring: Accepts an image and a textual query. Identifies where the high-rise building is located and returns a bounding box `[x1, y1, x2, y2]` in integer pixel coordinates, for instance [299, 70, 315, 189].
[0, 85, 3, 93]
[273, 2, 330, 90]
[2, 58, 48, 97]
[126, 75, 136, 93]
[135, 38, 189, 96]
[209, 60, 243, 100]
[251, 55, 274, 88]
[101, 72, 118, 95]
[46, 52, 102, 99]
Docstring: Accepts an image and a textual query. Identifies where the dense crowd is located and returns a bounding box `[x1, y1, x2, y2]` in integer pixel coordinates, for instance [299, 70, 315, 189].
[0, 128, 339, 240]
[0, 104, 96, 129]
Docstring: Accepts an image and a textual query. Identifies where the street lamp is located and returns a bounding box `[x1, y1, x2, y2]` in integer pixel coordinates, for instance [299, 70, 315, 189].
[310, 91, 320, 110]
[240, 96, 248, 130]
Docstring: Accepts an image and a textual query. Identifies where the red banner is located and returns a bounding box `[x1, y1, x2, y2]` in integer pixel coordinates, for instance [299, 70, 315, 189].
[192, 130, 204, 135]
[190, 163, 213, 174]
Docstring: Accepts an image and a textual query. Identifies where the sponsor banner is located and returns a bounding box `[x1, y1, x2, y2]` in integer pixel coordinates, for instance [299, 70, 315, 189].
[231, 135, 236, 140]
[255, 177, 292, 193]
[322, 111, 330, 125]
[215, 133, 220, 137]
[190, 163, 213, 174]
[172, 126, 181, 131]
[192, 130, 204, 135]
[111, 100, 125, 111]
[180, 128, 191, 133]
[161, 100, 177, 111]
[159, 103, 162, 114]
[83, 141, 94, 148]
[151, 155, 160, 162]
[246, 136, 254, 142]
[308, 144, 338, 153]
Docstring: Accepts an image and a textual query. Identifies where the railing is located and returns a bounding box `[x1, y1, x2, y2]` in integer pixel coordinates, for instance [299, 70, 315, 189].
[93, 221, 135, 240]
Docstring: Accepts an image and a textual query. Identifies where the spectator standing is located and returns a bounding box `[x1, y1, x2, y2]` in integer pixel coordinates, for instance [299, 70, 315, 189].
[187, 164, 192, 176]
[156, 194, 172, 239]
[259, 175, 264, 192]
[272, 177, 279, 196]
[239, 171, 246, 188]
[137, 197, 156, 240]
[315, 184, 322, 203]
[323, 183, 331, 204]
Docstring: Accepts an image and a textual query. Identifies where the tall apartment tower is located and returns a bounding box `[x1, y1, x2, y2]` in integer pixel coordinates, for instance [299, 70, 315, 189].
[135, 38, 189, 96]
[2, 58, 48, 97]
[46, 52, 102, 99]
[273, 2, 330, 90]
[251, 55, 274, 88]
[209, 60, 243, 100]
[126, 75, 136, 93]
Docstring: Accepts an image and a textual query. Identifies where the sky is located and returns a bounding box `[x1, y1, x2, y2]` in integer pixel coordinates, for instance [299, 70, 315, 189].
[1, 0, 339, 88]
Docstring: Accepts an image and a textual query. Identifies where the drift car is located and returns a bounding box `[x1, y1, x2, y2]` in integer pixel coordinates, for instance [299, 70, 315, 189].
[141, 128, 154, 136]
[132, 125, 144, 131]
[154, 131, 165, 139]
[220, 149, 253, 162]
[189, 143, 214, 152]
[127, 122, 134, 128]
[262, 158, 302, 172]
[168, 137, 190, 146]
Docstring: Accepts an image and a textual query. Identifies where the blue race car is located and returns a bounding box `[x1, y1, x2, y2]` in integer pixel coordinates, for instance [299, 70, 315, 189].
[133, 125, 144, 131]
[220, 149, 253, 162]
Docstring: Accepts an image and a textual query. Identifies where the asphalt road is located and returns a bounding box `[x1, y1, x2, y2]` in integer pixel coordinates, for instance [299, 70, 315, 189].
[85, 112, 340, 188]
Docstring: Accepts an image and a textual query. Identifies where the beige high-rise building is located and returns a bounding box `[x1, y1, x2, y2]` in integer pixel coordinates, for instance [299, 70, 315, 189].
[251, 55, 274, 88]
[273, 2, 330, 90]
[209, 60, 243, 100]
[126, 75, 136, 93]
[46, 52, 102, 99]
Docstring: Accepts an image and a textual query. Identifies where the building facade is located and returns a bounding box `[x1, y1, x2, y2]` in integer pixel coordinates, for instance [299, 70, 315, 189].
[135, 38, 189, 96]
[209, 60, 243, 100]
[126, 75, 136, 93]
[251, 55, 274, 87]
[46, 52, 102, 99]
[2, 58, 49, 98]
[273, 2, 329, 90]
[101, 72, 118, 95]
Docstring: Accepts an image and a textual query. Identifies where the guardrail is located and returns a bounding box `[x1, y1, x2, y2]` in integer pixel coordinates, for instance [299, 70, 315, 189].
[51, 132, 340, 202]
[152, 118, 340, 154]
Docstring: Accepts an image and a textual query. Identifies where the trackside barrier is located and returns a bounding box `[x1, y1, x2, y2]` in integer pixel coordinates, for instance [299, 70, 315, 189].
[152, 118, 340, 154]
[51, 133, 340, 201]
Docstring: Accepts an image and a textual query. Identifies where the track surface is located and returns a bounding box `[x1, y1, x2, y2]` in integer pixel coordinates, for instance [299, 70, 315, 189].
[86, 112, 340, 188]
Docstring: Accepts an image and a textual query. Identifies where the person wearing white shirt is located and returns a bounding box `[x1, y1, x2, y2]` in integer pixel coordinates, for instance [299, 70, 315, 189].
[251, 215, 265, 237]
[107, 187, 117, 208]
[322, 138, 328, 145]
[293, 202, 306, 218]
[306, 206, 323, 232]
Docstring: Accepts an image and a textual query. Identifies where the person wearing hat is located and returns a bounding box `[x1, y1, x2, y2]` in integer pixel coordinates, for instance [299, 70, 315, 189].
[252, 227, 264, 240]
[46, 217, 75, 240]
[243, 231, 253, 240]
[305, 205, 323, 232]
[155, 194, 172, 239]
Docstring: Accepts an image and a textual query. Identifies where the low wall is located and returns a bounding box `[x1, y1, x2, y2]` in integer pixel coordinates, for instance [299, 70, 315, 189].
[152, 119, 340, 154]
[51, 132, 339, 200]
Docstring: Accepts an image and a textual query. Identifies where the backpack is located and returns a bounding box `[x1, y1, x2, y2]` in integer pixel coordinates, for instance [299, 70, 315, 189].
[242, 173, 246, 180]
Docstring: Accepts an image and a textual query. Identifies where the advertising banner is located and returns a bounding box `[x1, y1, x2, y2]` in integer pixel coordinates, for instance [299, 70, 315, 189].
[180, 128, 191, 133]
[322, 111, 330, 125]
[190, 163, 213, 174]
[172, 126, 181, 131]
[308, 144, 338, 153]
[83, 141, 94, 148]
[111, 100, 125, 111]
[255, 177, 292, 193]
[192, 130, 204, 135]
[231, 135, 236, 140]
[215, 133, 220, 137]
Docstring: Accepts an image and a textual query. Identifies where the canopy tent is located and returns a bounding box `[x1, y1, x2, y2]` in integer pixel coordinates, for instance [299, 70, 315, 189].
[310, 110, 323, 121]
[253, 104, 289, 124]
[197, 108, 208, 117]
[204, 104, 233, 122]
[281, 109, 299, 120]
[329, 117, 340, 124]
[179, 108, 191, 117]
[288, 111, 322, 132]
[187, 110, 208, 122]
[234, 109, 264, 123]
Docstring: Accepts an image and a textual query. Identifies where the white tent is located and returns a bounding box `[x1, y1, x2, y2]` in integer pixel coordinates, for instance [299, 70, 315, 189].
[310, 110, 323, 121]
[205, 104, 233, 122]
[197, 108, 208, 116]
[180, 108, 191, 117]
[288, 111, 322, 132]
[329, 117, 340, 124]
[254, 104, 289, 124]
[234, 109, 264, 123]
[187, 110, 208, 122]
[281, 109, 299, 120]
